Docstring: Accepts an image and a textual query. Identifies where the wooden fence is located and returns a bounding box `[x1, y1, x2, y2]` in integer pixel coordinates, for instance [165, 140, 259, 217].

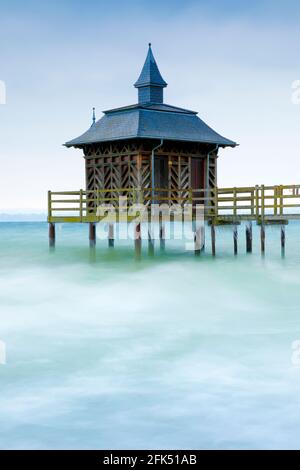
[48, 184, 300, 223]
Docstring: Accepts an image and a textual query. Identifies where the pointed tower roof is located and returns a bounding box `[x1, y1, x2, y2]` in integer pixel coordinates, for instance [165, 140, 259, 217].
[134, 43, 167, 88]
[65, 45, 237, 148]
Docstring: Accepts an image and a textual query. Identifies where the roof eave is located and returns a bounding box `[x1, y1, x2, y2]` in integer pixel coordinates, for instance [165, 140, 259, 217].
[65, 135, 237, 148]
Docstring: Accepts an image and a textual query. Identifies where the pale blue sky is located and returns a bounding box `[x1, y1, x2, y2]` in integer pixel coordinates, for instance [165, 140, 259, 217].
[0, 0, 299, 209]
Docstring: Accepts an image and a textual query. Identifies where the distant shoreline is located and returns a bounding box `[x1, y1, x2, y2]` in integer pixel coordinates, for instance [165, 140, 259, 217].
[0, 213, 46, 222]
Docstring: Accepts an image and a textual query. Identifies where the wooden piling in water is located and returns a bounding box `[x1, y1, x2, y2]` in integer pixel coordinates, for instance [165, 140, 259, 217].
[233, 225, 238, 255]
[194, 231, 200, 255]
[194, 225, 204, 255]
[135, 223, 141, 258]
[148, 228, 154, 256]
[49, 223, 55, 248]
[89, 223, 96, 247]
[260, 223, 265, 254]
[211, 223, 216, 256]
[159, 222, 165, 250]
[281, 225, 285, 253]
[246, 222, 252, 253]
[201, 225, 205, 252]
[108, 224, 114, 247]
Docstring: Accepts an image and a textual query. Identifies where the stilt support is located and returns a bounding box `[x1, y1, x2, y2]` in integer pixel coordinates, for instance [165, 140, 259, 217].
[135, 223, 141, 259]
[201, 225, 205, 252]
[159, 222, 165, 251]
[194, 225, 204, 255]
[148, 228, 154, 256]
[211, 223, 216, 256]
[246, 222, 252, 253]
[233, 225, 238, 255]
[108, 224, 114, 248]
[49, 223, 55, 248]
[89, 223, 96, 247]
[260, 223, 265, 254]
[281, 225, 285, 254]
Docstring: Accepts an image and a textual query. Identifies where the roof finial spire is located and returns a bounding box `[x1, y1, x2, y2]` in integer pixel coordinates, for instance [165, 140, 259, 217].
[92, 107, 96, 126]
[134, 44, 167, 104]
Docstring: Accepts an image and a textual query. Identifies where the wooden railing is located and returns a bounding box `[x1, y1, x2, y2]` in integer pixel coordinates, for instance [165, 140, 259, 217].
[48, 185, 300, 223]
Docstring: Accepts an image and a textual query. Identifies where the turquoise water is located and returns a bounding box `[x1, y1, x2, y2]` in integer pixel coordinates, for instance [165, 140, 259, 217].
[0, 221, 300, 450]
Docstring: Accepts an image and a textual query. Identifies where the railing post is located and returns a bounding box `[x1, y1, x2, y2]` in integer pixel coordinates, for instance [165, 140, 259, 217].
[280, 185, 284, 216]
[233, 187, 237, 217]
[255, 185, 259, 221]
[208, 187, 212, 217]
[214, 186, 218, 219]
[79, 189, 83, 222]
[48, 190, 52, 219]
[189, 188, 193, 206]
[251, 188, 255, 217]
[261, 184, 265, 222]
[274, 186, 278, 216]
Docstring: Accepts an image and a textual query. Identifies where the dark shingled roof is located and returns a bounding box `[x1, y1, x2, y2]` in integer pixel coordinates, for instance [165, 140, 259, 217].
[65, 46, 236, 149]
[66, 104, 236, 147]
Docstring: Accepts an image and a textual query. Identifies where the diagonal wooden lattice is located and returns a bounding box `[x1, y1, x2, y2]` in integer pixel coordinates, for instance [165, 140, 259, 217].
[168, 155, 191, 205]
[208, 156, 217, 188]
[83, 142, 212, 211]
[85, 150, 142, 209]
[141, 158, 151, 205]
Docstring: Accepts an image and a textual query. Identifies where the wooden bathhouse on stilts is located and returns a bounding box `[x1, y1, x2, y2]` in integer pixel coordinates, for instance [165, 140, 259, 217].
[48, 44, 300, 254]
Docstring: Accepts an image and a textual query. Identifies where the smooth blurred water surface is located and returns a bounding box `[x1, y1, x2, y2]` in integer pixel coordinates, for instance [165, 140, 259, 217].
[0, 221, 300, 450]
